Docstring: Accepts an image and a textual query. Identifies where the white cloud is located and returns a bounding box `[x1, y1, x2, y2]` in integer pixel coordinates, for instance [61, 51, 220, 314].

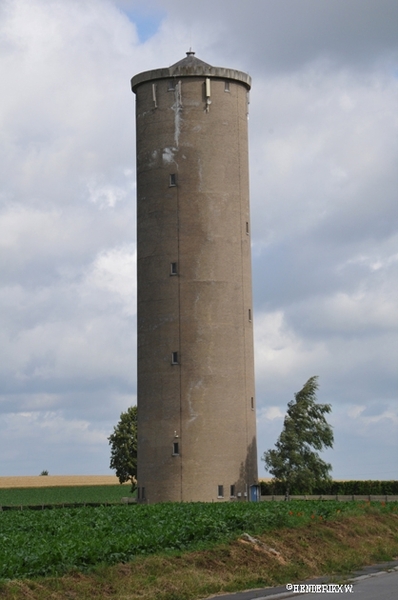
[0, 258, 136, 391]
[254, 310, 328, 383]
[257, 406, 285, 423]
[87, 181, 127, 210]
[250, 68, 398, 248]
[347, 405, 366, 419]
[0, 0, 137, 210]
[85, 245, 136, 315]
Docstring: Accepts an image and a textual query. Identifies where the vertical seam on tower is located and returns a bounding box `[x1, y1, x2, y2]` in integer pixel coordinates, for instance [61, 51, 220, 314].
[173, 79, 183, 503]
[237, 87, 249, 479]
[176, 142, 183, 506]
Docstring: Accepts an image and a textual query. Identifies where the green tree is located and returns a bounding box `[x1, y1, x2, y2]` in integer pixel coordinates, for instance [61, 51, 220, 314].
[108, 406, 137, 491]
[262, 376, 333, 496]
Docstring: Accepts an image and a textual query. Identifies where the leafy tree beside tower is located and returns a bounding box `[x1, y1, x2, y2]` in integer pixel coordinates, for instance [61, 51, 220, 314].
[108, 405, 137, 492]
[262, 376, 334, 497]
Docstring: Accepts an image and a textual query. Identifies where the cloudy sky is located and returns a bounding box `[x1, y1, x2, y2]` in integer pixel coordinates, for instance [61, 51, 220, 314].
[1, 0, 397, 480]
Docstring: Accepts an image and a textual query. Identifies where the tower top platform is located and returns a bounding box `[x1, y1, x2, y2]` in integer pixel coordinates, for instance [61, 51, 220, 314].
[131, 51, 251, 93]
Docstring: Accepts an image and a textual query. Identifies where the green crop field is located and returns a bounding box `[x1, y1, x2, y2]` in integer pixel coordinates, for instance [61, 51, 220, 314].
[0, 485, 132, 507]
[1, 500, 397, 581]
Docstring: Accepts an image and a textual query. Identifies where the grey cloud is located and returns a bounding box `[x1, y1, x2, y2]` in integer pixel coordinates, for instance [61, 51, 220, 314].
[152, 0, 398, 73]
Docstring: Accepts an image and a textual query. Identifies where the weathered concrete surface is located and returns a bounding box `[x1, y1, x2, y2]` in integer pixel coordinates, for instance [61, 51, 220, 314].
[132, 53, 257, 503]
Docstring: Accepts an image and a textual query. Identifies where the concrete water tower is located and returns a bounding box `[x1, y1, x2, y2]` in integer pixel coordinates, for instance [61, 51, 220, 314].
[131, 51, 258, 503]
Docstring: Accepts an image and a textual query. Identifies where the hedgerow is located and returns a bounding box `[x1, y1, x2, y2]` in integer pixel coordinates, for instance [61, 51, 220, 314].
[260, 480, 398, 495]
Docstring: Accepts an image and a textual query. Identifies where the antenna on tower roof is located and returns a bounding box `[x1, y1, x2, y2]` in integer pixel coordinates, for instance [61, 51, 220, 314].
[186, 48, 195, 56]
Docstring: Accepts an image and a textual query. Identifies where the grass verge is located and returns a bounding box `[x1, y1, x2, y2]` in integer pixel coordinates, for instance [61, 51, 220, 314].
[0, 508, 397, 600]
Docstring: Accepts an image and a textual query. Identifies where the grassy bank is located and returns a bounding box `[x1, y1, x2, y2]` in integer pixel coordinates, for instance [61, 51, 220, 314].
[0, 508, 397, 600]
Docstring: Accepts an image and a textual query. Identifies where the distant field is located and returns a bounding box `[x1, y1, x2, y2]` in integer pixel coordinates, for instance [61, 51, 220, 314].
[0, 484, 132, 507]
[0, 475, 125, 488]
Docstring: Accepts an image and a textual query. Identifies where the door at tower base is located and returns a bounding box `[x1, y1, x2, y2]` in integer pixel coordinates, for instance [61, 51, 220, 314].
[132, 52, 258, 503]
[250, 484, 260, 502]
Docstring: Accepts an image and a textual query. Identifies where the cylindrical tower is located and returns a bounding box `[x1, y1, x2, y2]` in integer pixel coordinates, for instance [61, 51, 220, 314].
[131, 52, 258, 503]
